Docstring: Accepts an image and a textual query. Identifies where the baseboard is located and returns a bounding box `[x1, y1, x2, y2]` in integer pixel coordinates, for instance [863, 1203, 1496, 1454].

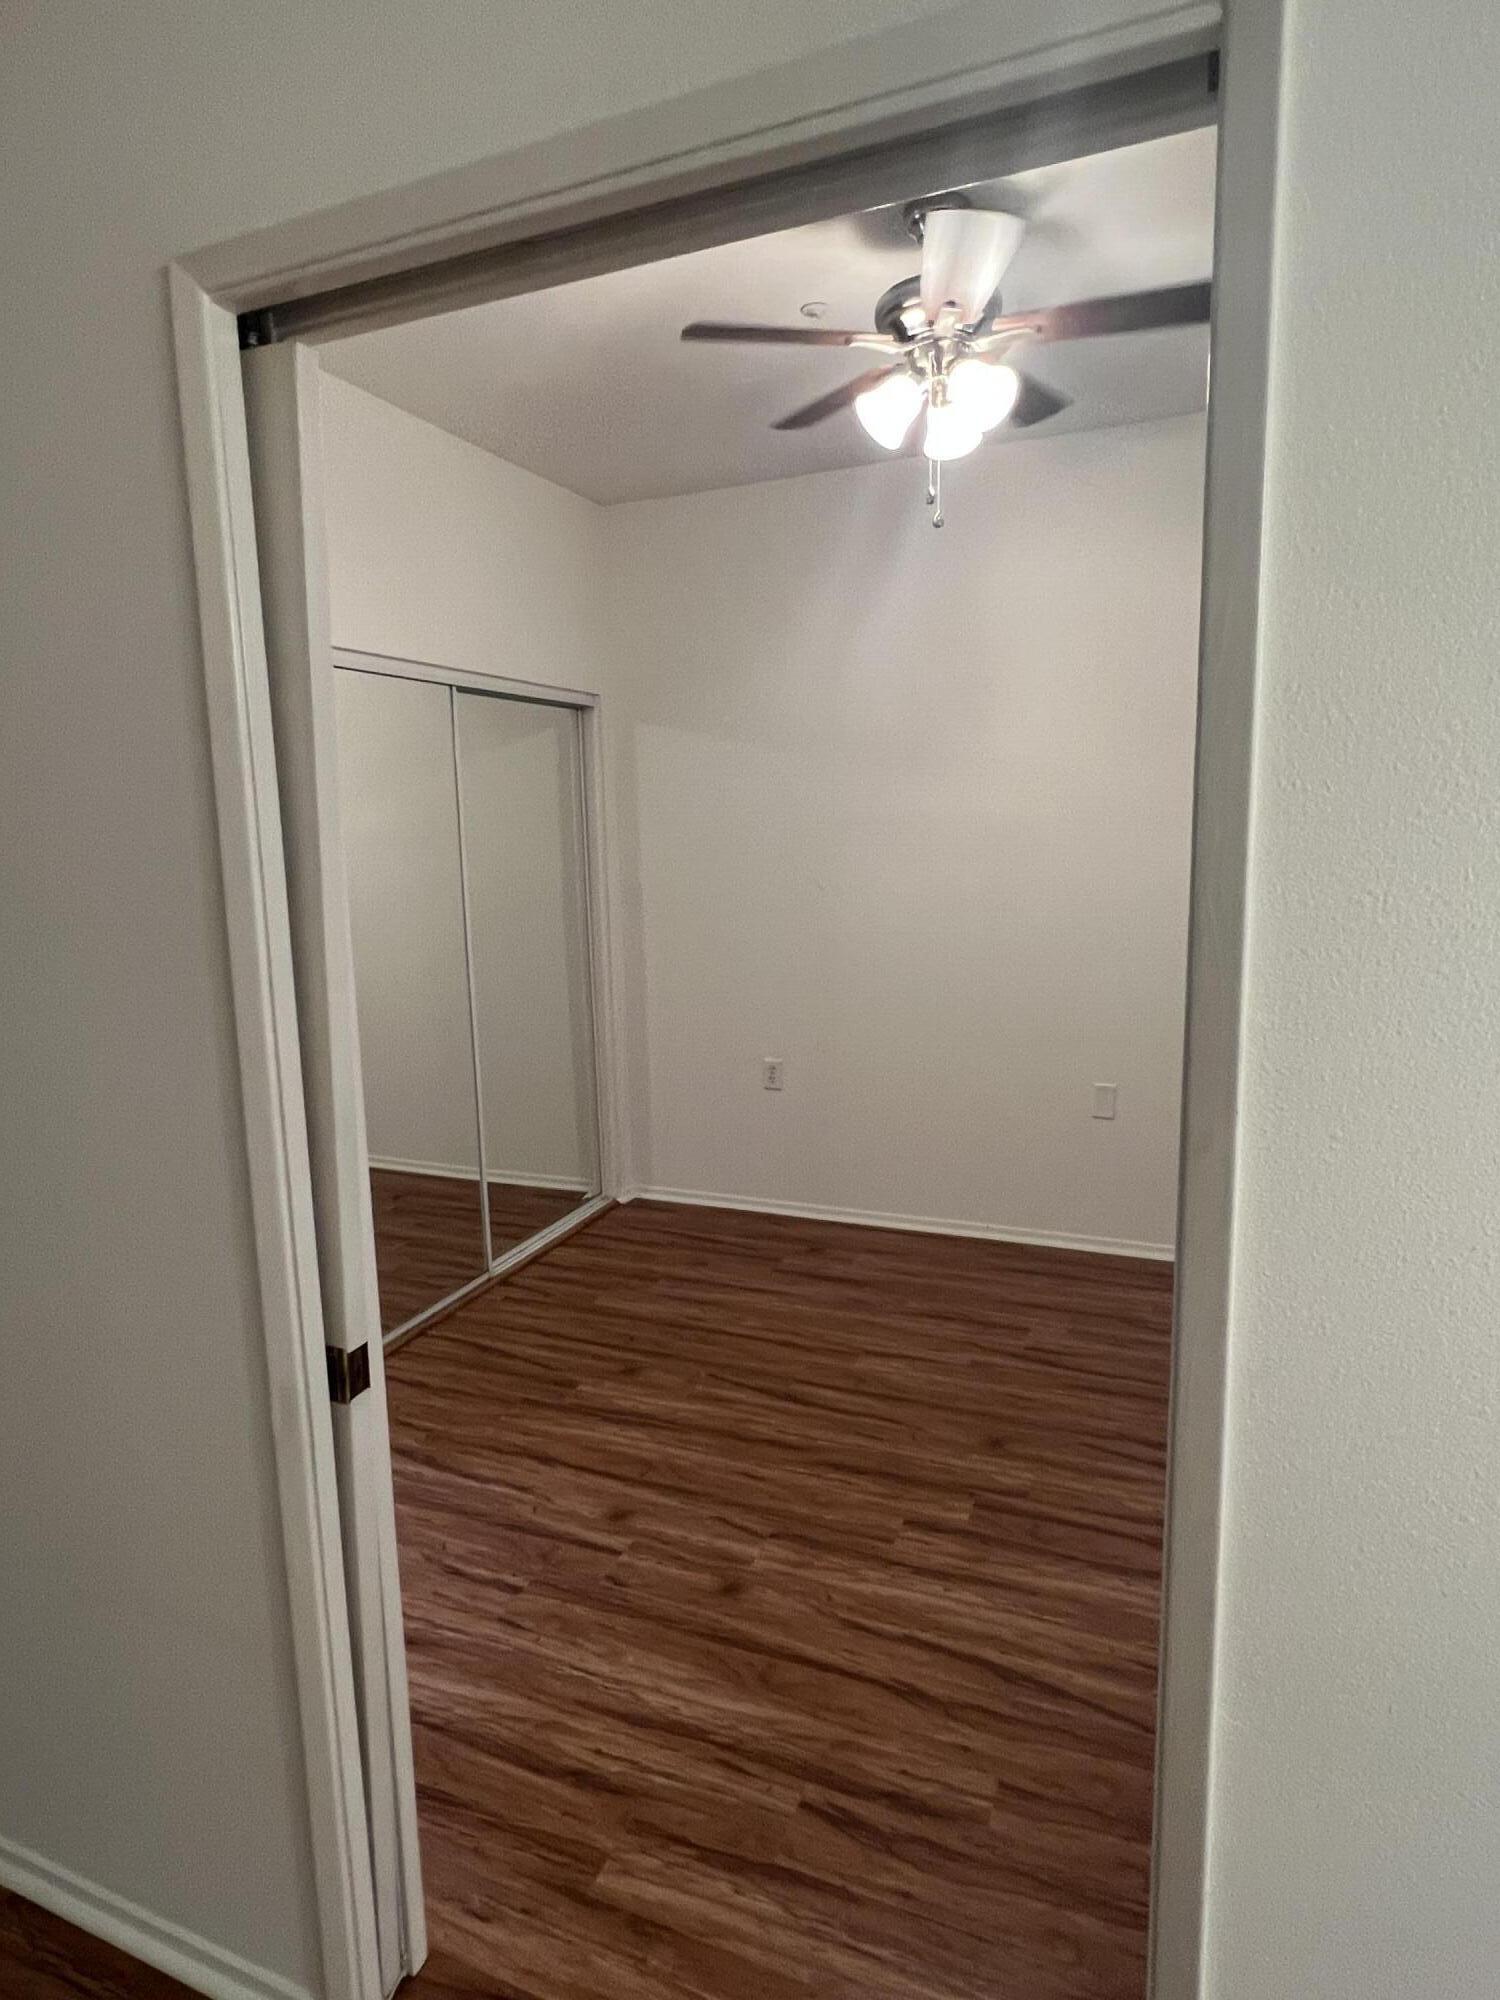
[0, 1834, 312, 2000]
[626, 1186, 1174, 1261]
[369, 1154, 588, 1193]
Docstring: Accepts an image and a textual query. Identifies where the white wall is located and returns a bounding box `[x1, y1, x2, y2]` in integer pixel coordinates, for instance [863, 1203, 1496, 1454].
[322, 374, 1203, 1253]
[321, 372, 603, 688]
[604, 420, 1204, 1251]
[1203, 2, 1500, 1993]
[7, 3, 1500, 1996]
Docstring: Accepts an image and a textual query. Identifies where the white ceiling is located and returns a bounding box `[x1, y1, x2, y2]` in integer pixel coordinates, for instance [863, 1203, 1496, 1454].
[321, 126, 1217, 506]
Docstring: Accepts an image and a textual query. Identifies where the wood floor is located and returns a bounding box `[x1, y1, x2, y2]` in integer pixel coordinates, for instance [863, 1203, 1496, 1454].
[488, 1182, 589, 1263]
[369, 1169, 588, 1331]
[0, 1891, 197, 2000]
[389, 1202, 1172, 2000]
[0, 1201, 1171, 2000]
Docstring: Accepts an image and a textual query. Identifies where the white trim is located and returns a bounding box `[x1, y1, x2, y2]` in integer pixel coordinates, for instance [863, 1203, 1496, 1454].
[1149, 3, 1284, 1991]
[169, 270, 380, 2000]
[577, 700, 626, 1200]
[332, 645, 598, 709]
[243, 342, 426, 1989]
[0, 1836, 313, 2000]
[370, 1154, 591, 1193]
[490, 1169, 593, 1193]
[446, 684, 496, 1269]
[628, 1186, 1173, 1262]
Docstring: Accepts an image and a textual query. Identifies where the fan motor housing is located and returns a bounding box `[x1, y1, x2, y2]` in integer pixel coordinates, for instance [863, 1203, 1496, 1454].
[874, 274, 1001, 342]
[873, 277, 927, 341]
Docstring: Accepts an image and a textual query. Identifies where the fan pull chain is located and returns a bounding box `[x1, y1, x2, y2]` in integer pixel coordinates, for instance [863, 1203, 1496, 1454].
[926, 458, 945, 528]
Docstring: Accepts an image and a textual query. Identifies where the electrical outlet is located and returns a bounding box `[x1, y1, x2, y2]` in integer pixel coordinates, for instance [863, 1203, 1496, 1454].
[1092, 1082, 1118, 1121]
[763, 1057, 785, 1091]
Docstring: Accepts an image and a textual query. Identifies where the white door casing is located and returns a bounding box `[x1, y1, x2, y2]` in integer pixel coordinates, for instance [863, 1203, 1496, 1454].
[168, 3, 1281, 1992]
[242, 340, 426, 1994]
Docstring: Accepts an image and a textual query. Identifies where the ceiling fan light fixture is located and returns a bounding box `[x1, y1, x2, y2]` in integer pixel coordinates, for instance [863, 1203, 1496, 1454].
[917, 206, 1027, 324]
[948, 357, 1021, 432]
[922, 391, 982, 463]
[854, 370, 924, 450]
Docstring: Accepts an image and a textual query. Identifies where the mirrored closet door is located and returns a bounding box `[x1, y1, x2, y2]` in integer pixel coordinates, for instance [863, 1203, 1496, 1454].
[333, 659, 604, 1342]
[455, 690, 601, 1259]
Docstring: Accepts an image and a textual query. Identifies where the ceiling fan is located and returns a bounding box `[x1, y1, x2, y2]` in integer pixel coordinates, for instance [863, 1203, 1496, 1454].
[681, 195, 1210, 524]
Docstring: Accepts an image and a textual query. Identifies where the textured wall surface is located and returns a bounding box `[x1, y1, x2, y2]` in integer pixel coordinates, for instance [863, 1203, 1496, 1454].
[1205, 0, 1500, 1993]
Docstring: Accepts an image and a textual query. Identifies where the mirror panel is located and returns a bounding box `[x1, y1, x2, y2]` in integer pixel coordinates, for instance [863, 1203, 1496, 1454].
[335, 670, 488, 1330]
[455, 691, 601, 1258]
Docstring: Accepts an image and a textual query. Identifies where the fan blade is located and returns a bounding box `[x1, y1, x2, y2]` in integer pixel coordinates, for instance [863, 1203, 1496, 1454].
[991, 281, 1211, 345]
[1007, 373, 1071, 428]
[681, 320, 896, 350]
[771, 365, 900, 431]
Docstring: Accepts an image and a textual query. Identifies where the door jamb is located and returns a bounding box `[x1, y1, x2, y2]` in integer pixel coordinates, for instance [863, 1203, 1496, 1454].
[169, 272, 382, 2000]
[169, 3, 1283, 1993]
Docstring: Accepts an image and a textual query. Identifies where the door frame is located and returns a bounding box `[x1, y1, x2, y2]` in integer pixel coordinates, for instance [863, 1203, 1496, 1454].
[169, 1, 1283, 1993]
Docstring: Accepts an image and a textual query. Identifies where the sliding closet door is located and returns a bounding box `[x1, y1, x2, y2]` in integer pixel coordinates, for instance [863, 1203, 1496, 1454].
[334, 670, 489, 1330]
[454, 692, 602, 1256]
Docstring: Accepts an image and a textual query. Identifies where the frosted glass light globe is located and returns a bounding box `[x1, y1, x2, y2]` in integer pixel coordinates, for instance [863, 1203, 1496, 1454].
[854, 371, 924, 450]
[922, 396, 982, 462]
[947, 357, 1021, 432]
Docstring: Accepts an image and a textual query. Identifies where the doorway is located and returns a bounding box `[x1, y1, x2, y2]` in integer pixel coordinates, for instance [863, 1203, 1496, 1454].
[170, 7, 1288, 1992]
[295, 109, 1209, 1997]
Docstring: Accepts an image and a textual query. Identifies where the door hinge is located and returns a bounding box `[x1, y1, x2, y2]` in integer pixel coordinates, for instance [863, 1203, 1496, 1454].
[326, 1342, 372, 1406]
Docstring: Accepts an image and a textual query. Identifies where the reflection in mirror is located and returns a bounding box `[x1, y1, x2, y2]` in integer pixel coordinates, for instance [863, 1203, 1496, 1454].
[335, 670, 488, 1331]
[455, 691, 601, 1258]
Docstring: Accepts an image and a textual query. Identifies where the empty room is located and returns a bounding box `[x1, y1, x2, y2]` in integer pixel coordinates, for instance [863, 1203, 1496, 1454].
[0, 67, 1220, 2000]
[284, 118, 1215, 2000]
[15, 4, 1500, 2000]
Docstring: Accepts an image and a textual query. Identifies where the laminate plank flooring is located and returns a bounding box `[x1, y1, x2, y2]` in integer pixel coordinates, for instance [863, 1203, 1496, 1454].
[0, 1201, 1171, 1999]
[488, 1182, 589, 1262]
[370, 1169, 589, 1332]
[0, 1893, 220, 2000]
[389, 1201, 1172, 2000]
[371, 1167, 490, 1331]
